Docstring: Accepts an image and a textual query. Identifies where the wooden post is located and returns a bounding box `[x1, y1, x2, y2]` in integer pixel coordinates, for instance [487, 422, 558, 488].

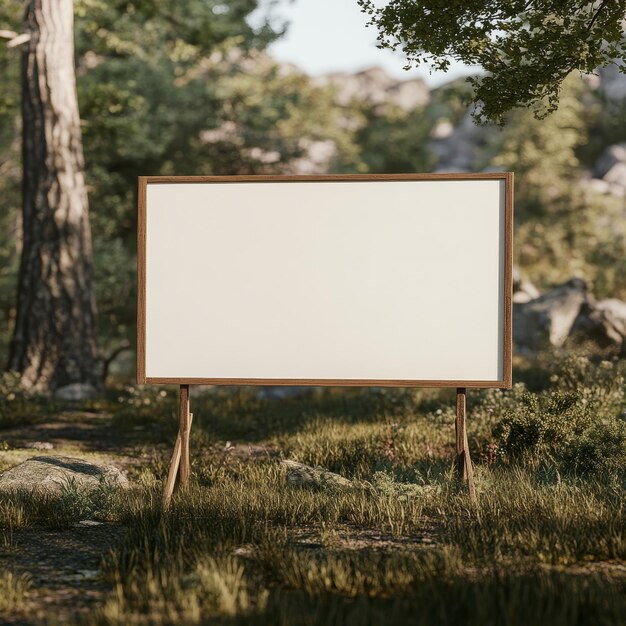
[455, 388, 476, 501]
[178, 384, 191, 489]
[162, 385, 192, 509]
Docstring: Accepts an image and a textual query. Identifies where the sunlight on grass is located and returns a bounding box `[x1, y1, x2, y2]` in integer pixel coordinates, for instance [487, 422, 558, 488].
[0, 355, 624, 624]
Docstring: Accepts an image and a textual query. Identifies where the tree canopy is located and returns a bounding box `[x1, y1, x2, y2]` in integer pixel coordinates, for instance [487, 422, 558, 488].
[359, 0, 626, 123]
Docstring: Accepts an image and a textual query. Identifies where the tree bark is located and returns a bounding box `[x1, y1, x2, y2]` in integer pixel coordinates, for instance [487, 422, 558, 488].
[8, 0, 99, 391]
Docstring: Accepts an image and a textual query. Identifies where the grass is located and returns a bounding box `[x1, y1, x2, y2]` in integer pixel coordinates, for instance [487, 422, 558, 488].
[0, 479, 121, 531]
[0, 568, 30, 613]
[0, 354, 624, 624]
[87, 465, 624, 625]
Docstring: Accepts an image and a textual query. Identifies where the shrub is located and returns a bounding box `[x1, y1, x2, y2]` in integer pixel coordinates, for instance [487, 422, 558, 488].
[562, 420, 626, 476]
[0, 372, 51, 429]
[493, 357, 625, 476]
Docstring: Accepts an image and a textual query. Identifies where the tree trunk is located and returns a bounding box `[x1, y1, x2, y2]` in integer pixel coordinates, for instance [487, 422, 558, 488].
[8, 0, 99, 392]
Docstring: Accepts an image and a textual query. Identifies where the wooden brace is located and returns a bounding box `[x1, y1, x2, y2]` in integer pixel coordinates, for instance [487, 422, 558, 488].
[162, 384, 192, 509]
[455, 388, 476, 501]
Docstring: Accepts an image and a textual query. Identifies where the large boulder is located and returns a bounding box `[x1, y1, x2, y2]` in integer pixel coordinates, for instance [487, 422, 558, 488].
[594, 143, 626, 179]
[0, 456, 129, 495]
[569, 299, 626, 355]
[314, 67, 430, 111]
[597, 63, 626, 102]
[602, 162, 626, 195]
[513, 278, 588, 351]
[54, 383, 98, 401]
[590, 143, 626, 197]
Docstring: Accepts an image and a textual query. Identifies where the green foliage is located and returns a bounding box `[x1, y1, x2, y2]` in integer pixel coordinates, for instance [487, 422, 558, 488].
[563, 420, 626, 475]
[441, 469, 624, 564]
[494, 357, 626, 475]
[359, 0, 626, 124]
[495, 391, 588, 459]
[0, 0, 363, 366]
[69, 2, 276, 356]
[427, 78, 475, 126]
[85, 466, 624, 624]
[72, 5, 356, 358]
[112, 385, 177, 441]
[492, 76, 626, 297]
[1, 368, 626, 623]
[343, 103, 435, 173]
[0, 480, 120, 530]
[0, 373, 52, 429]
[1, 0, 625, 375]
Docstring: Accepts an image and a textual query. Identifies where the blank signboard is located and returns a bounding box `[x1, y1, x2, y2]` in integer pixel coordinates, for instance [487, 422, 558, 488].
[137, 174, 513, 388]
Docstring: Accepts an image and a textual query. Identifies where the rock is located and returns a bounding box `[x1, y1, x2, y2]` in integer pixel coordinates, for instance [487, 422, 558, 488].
[594, 143, 626, 179]
[513, 278, 588, 351]
[282, 460, 352, 490]
[257, 386, 310, 400]
[512, 267, 540, 303]
[430, 119, 454, 139]
[430, 107, 492, 172]
[0, 456, 129, 495]
[597, 298, 626, 321]
[589, 143, 626, 196]
[569, 299, 626, 355]
[602, 162, 626, 192]
[385, 79, 431, 111]
[513, 290, 537, 304]
[314, 67, 430, 111]
[289, 139, 338, 175]
[54, 383, 98, 401]
[583, 176, 626, 198]
[597, 63, 626, 102]
[223, 442, 279, 459]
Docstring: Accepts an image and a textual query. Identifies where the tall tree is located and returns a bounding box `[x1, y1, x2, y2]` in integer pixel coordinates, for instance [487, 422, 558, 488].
[8, 0, 99, 391]
[359, 0, 626, 124]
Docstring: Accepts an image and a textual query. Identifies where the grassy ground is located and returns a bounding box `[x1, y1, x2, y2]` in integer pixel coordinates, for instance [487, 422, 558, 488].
[0, 355, 624, 625]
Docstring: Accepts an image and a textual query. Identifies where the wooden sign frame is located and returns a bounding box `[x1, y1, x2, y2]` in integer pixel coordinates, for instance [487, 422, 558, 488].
[137, 173, 513, 506]
[137, 173, 513, 389]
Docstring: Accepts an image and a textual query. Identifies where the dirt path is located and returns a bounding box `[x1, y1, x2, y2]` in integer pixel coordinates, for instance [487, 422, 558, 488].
[3, 524, 124, 625]
[0, 411, 141, 625]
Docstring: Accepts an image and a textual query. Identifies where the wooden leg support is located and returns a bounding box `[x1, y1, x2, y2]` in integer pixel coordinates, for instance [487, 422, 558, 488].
[455, 388, 476, 501]
[162, 385, 193, 510]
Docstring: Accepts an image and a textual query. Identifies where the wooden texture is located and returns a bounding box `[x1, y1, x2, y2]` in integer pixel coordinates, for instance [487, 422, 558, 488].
[137, 173, 514, 389]
[145, 377, 510, 388]
[178, 384, 191, 489]
[137, 177, 147, 384]
[161, 412, 192, 509]
[455, 388, 466, 476]
[455, 388, 476, 501]
[161, 429, 180, 509]
[10, 0, 99, 391]
[503, 172, 514, 387]
[162, 386, 193, 509]
[143, 173, 511, 183]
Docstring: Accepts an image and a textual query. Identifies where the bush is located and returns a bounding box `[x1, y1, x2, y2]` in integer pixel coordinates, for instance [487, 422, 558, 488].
[493, 357, 625, 476]
[562, 421, 626, 476]
[0, 372, 52, 429]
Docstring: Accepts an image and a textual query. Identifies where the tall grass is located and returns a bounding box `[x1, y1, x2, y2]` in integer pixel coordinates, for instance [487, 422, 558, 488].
[0, 568, 30, 614]
[1, 355, 624, 625]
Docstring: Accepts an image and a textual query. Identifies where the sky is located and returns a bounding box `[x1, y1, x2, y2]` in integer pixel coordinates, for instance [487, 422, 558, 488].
[250, 0, 475, 86]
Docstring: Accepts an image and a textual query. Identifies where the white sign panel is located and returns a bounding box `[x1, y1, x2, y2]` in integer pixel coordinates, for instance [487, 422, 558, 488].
[138, 174, 512, 387]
